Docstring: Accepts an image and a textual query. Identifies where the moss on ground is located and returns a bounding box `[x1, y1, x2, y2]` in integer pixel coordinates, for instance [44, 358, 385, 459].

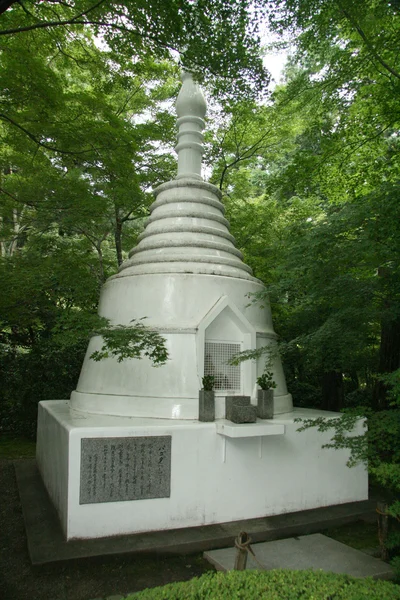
[323, 520, 379, 550]
[0, 435, 36, 459]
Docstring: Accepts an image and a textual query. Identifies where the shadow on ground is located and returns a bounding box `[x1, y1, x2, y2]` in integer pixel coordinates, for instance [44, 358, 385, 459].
[0, 459, 213, 600]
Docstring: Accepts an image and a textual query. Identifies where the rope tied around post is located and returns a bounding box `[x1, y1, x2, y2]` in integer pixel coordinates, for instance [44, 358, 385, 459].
[234, 531, 267, 571]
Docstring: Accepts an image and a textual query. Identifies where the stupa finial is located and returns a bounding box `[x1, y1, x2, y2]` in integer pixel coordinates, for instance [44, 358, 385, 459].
[175, 71, 206, 180]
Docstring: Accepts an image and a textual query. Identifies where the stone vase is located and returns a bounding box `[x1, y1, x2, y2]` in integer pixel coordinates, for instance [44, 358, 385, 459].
[257, 389, 274, 419]
[199, 390, 215, 422]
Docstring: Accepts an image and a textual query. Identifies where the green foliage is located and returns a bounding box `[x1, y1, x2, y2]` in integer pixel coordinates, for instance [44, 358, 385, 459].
[296, 403, 400, 477]
[228, 346, 267, 366]
[90, 319, 168, 366]
[127, 569, 400, 599]
[381, 370, 400, 408]
[296, 402, 400, 565]
[0, 0, 398, 534]
[228, 345, 278, 368]
[0, 0, 269, 102]
[0, 20, 177, 438]
[256, 370, 277, 390]
[52, 311, 169, 365]
[204, 0, 400, 417]
[392, 555, 400, 581]
[202, 376, 215, 391]
[295, 412, 368, 468]
[0, 334, 87, 438]
[0, 309, 168, 437]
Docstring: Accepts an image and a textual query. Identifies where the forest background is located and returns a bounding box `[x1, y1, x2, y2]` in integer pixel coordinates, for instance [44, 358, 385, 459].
[0, 0, 399, 551]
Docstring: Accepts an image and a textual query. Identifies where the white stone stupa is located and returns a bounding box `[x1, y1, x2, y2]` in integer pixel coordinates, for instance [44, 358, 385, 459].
[36, 73, 368, 541]
[70, 71, 292, 419]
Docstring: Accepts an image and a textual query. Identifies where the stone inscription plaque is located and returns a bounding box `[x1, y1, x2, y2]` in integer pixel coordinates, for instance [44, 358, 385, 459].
[79, 436, 171, 505]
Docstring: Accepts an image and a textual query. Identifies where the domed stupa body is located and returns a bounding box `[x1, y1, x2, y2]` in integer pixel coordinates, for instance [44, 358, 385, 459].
[70, 72, 293, 419]
[36, 73, 367, 542]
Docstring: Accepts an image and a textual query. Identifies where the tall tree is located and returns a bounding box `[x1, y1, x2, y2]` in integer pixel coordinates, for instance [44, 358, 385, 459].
[208, 30, 399, 409]
[0, 26, 175, 435]
[0, 0, 269, 100]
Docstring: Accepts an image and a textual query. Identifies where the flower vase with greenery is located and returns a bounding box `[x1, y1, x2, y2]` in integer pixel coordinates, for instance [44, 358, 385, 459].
[256, 371, 277, 419]
[199, 375, 215, 422]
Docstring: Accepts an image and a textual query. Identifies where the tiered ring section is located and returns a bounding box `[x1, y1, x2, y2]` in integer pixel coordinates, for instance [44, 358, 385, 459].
[117, 178, 256, 281]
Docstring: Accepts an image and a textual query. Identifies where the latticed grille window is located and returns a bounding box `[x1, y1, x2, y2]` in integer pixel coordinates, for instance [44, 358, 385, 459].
[204, 341, 241, 391]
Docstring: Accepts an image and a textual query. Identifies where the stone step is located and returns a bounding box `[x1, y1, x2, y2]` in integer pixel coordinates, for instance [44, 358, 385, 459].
[204, 533, 394, 580]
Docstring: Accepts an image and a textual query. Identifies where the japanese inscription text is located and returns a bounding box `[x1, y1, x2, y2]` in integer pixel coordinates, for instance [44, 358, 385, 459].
[79, 436, 171, 504]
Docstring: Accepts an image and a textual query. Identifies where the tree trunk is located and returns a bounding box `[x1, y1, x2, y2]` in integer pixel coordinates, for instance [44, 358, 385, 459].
[321, 371, 344, 412]
[114, 218, 123, 267]
[349, 371, 359, 390]
[377, 501, 390, 561]
[95, 243, 105, 285]
[372, 315, 400, 409]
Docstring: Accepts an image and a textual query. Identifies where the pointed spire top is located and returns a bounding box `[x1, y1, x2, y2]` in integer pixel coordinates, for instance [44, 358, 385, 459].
[175, 71, 206, 180]
[176, 71, 207, 120]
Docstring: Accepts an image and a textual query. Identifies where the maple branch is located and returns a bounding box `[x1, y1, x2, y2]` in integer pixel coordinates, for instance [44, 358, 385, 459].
[337, 2, 400, 81]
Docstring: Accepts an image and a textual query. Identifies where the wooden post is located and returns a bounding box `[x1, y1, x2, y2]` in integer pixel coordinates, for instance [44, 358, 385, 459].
[377, 501, 389, 561]
[234, 531, 250, 570]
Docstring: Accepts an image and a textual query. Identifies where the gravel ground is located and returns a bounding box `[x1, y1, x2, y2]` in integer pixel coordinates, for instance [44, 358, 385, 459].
[0, 459, 213, 600]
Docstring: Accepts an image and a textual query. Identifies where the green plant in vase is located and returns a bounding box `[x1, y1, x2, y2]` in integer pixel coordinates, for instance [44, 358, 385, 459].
[202, 375, 215, 391]
[257, 371, 276, 419]
[199, 375, 215, 421]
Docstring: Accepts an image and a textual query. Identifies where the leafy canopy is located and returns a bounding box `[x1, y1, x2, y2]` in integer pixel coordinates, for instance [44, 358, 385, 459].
[0, 0, 270, 101]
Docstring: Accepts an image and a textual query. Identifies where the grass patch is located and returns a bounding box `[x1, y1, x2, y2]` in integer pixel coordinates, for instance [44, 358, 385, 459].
[323, 519, 378, 550]
[0, 434, 36, 459]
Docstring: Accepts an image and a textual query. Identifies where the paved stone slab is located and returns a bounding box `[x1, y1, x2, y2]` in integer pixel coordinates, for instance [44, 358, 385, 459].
[15, 459, 377, 566]
[204, 533, 394, 580]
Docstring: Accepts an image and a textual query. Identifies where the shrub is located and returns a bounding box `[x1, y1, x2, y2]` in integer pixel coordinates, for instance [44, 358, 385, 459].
[0, 341, 85, 439]
[126, 570, 400, 599]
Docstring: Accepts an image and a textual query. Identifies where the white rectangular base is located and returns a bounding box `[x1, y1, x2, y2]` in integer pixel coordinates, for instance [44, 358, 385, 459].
[36, 401, 368, 540]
